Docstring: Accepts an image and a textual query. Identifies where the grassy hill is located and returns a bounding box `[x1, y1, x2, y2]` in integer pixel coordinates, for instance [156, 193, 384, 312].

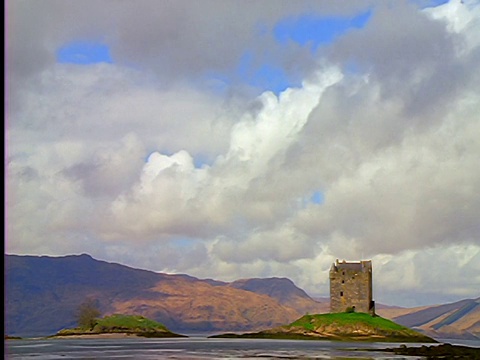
[213, 312, 437, 342]
[54, 314, 186, 338]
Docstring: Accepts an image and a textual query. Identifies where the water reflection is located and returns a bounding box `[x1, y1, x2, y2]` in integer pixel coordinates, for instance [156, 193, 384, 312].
[6, 337, 478, 359]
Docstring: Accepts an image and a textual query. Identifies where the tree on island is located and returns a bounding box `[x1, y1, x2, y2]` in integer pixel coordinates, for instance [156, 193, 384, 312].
[76, 298, 101, 330]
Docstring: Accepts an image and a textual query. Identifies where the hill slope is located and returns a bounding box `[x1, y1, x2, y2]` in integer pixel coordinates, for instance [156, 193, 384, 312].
[229, 277, 329, 315]
[6, 253, 164, 336]
[5, 254, 321, 336]
[379, 298, 480, 340]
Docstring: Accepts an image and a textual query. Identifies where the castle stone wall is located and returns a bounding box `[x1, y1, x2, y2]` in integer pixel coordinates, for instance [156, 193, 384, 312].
[329, 259, 374, 314]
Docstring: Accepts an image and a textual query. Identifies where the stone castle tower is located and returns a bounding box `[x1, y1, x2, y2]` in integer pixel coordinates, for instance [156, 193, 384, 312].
[329, 259, 375, 315]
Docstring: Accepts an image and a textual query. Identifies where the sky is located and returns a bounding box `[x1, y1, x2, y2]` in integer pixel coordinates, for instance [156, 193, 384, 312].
[5, 0, 480, 307]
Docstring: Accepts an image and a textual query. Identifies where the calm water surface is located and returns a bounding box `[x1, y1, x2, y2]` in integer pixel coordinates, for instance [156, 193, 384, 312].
[7, 336, 472, 359]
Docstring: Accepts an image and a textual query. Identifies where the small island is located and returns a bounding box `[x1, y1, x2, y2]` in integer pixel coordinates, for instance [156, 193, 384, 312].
[51, 314, 186, 339]
[211, 312, 437, 343]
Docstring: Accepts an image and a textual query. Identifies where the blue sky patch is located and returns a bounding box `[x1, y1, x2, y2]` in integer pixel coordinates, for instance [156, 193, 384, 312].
[411, 0, 449, 9]
[222, 9, 372, 94]
[274, 10, 371, 51]
[57, 41, 113, 64]
[249, 64, 296, 94]
[234, 51, 301, 95]
[174, 238, 196, 248]
[310, 191, 325, 205]
[193, 154, 214, 169]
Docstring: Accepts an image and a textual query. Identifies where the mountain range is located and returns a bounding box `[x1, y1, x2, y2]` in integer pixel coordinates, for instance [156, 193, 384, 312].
[377, 298, 480, 341]
[4, 254, 479, 340]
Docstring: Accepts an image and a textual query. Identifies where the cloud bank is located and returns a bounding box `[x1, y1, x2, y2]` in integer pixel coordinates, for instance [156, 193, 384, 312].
[6, 0, 480, 306]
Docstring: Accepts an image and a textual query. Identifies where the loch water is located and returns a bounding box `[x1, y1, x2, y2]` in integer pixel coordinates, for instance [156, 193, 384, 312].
[6, 336, 479, 359]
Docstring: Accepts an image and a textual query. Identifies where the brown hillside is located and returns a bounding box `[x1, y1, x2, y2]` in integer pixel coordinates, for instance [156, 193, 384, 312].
[378, 298, 480, 340]
[108, 277, 301, 332]
[6, 254, 325, 335]
[376, 305, 431, 319]
[229, 278, 329, 315]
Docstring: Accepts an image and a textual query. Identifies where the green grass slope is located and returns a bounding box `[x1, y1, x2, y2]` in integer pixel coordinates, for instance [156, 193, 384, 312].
[213, 312, 437, 342]
[54, 314, 186, 338]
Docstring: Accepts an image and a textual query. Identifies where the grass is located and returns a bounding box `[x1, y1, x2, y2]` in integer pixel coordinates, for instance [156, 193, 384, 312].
[55, 314, 185, 337]
[209, 312, 438, 343]
[289, 312, 407, 332]
[284, 312, 438, 342]
[94, 314, 168, 332]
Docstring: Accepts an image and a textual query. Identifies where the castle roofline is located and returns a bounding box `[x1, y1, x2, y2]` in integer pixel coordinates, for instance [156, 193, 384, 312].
[331, 259, 372, 272]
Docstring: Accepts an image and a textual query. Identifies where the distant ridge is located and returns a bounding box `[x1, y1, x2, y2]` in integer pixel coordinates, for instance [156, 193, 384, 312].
[229, 277, 312, 303]
[387, 298, 480, 340]
[432, 300, 478, 330]
[393, 299, 477, 328]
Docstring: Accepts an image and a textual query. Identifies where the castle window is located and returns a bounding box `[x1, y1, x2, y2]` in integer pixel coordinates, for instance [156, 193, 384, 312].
[341, 280, 344, 284]
[342, 271, 345, 275]
[340, 291, 343, 297]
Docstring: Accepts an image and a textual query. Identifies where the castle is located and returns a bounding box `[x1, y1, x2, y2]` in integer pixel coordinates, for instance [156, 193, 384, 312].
[329, 259, 375, 315]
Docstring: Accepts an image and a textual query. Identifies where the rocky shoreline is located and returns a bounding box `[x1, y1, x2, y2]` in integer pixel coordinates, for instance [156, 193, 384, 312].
[49, 331, 187, 339]
[49, 333, 151, 339]
[373, 343, 480, 359]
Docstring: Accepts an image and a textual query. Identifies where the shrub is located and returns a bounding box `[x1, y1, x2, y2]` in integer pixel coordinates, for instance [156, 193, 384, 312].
[76, 298, 101, 330]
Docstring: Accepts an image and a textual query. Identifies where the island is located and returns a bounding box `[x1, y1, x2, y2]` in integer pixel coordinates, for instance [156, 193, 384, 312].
[51, 314, 186, 339]
[211, 312, 437, 343]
